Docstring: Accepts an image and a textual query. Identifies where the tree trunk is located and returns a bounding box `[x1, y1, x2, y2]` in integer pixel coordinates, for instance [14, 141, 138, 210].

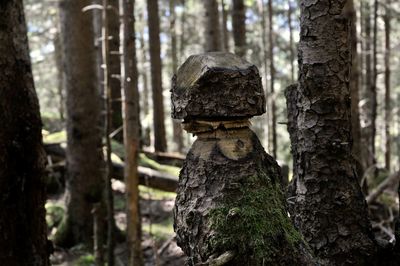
[120, 0, 143, 264]
[56, 0, 105, 247]
[268, 0, 277, 159]
[363, 0, 374, 168]
[170, 0, 184, 153]
[221, 0, 229, 52]
[384, 0, 391, 171]
[54, 32, 65, 122]
[108, 0, 123, 140]
[147, 0, 167, 152]
[232, 0, 246, 57]
[371, 0, 378, 165]
[0, 1, 49, 265]
[344, 0, 366, 193]
[257, 0, 270, 150]
[291, 1, 376, 264]
[204, 0, 221, 51]
[102, 0, 115, 264]
[288, 0, 295, 83]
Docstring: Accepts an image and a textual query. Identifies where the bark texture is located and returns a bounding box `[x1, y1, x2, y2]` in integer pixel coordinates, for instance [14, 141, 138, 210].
[147, 0, 167, 152]
[171, 52, 265, 120]
[291, 1, 376, 264]
[0, 1, 49, 265]
[172, 53, 314, 265]
[204, 0, 221, 51]
[57, 0, 104, 247]
[120, 0, 143, 264]
[232, 0, 246, 57]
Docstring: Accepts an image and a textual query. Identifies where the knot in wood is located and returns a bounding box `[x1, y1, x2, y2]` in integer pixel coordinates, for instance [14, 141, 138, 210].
[171, 52, 266, 121]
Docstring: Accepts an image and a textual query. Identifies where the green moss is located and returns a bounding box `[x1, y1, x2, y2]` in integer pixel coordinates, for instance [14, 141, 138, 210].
[208, 171, 303, 263]
[139, 154, 180, 176]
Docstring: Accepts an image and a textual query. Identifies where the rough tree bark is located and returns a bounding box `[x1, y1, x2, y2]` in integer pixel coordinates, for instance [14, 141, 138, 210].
[56, 0, 105, 247]
[289, 1, 377, 264]
[120, 0, 143, 264]
[172, 52, 314, 265]
[0, 1, 49, 265]
[204, 0, 221, 51]
[232, 0, 246, 57]
[147, 0, 167, 152]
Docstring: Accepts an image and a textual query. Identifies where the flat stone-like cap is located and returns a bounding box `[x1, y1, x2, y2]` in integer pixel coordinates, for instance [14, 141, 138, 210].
[171, 52, 266, 120]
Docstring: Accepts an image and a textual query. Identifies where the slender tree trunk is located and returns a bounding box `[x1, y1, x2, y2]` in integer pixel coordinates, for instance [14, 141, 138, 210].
[120, 0, 143, 264]
[287, 0, 295, 83]
[102, 0, 115, 264]
[384, 0, 391, 171]
[221, 0, 229, 52]
[257, 0, 270, 151]
[268, 0, 277, 159]
[170, 0, 184, 153]
[54, 32, 65, 122]
[147, 0, 167, 152]
[345, 0, 365, 190]
[108, 0, 122, 139]
[232, 0, 246, 57]
[363, 0, 374, 168]
[180, 0, 186, 62]
[56, 0, 105, 248]
[204, 0, 221, 51]
[290, 1, 376, 264]
[0, 1, 49, 265]
[371, 0, 378, 164]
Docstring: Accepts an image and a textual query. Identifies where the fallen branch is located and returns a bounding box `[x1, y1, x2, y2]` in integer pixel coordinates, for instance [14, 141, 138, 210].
[44, 143, 178, 192]
[366, 171, 400, 204]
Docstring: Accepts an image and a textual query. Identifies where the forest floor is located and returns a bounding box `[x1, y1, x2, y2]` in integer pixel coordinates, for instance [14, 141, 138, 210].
[47, 184, 186, 266]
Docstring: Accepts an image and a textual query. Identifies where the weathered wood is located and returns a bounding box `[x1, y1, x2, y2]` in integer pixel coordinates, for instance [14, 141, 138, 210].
[172, 52, 315, 265]
[171, 52, 265, 120]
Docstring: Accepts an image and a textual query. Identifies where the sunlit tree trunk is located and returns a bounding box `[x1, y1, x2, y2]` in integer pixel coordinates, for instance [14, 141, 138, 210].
[0, 1, 49, 264]
[289, 0, 377, 264]
[120, 0, 143, 264]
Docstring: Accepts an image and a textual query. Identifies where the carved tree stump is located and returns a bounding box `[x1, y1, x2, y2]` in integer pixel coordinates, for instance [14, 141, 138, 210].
[172, 52, 315, 265]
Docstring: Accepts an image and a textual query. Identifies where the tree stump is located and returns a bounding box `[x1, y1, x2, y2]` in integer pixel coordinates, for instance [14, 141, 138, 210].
[172, 52, 315, 265]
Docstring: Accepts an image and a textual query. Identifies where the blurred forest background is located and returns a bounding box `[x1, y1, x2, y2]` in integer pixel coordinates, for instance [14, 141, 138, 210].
[16, 0, 400, 264]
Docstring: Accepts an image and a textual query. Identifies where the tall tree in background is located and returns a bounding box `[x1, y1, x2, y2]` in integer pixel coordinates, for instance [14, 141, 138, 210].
[287, 0, 295, 83]
[204, 0, 221, 51]
[108, 0, 123, 138]
[0, 1, 49, 265]
[56, 0, 104, 247]
[232, 0, 246, 57]
[371, 0, 378, 165]
[345, 0, 364, 178]
[170, 0, 184, 153]
[221, 0, 229, 52]
[120, 0, 143, 264]
[268, 0, 277, 159]
[289, 0, 376, 264]
[384, 0, 391, 171]
[147, 0, 167, 152]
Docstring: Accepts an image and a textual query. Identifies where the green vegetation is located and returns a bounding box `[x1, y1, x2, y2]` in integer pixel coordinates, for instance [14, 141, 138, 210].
[76, 254, 95, 266]
[143, 217, 174, 242]
[45, 202, 65, 229]
[208, 170, 304, 263]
